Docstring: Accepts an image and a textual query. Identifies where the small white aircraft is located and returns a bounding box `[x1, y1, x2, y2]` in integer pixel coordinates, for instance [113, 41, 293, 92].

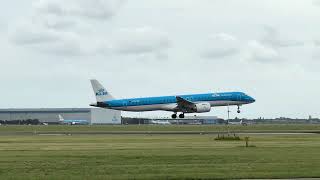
[227, 120, 247, 125]
[149, 120, 171, 125]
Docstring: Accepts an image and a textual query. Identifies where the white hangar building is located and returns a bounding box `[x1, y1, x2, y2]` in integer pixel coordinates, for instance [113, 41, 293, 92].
[0, 108, 121, 124]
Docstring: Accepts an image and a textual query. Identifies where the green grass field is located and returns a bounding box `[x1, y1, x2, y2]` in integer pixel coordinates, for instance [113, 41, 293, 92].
[1, 124, 320, 134]
[0, 125, 320, 179]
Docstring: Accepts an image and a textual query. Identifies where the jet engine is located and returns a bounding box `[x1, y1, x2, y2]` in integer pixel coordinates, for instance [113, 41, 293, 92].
[194, 102, 211, 113]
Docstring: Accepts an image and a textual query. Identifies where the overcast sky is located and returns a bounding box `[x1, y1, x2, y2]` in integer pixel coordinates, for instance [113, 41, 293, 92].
[1, 0, 320, 119]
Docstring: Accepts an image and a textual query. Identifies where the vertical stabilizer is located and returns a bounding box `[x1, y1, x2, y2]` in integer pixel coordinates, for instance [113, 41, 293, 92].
[90, 79, 114, 102]
[58, 114, 64, 121]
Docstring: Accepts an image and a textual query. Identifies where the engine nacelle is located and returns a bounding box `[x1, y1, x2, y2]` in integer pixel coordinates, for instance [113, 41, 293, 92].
[195, 102, 211, 113]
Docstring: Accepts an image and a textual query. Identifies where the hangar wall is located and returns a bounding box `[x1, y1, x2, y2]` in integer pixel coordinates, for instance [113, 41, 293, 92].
[0, 108, 121, 124]
[91, 108, 121, 124]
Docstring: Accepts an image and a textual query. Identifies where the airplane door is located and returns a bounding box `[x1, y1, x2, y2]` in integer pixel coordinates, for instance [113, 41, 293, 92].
[237, 94, 242, 101]
[123, 101, 128, 107]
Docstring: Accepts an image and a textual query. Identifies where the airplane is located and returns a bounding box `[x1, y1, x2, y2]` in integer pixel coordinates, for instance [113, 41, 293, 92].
[227, 120, 247, 126]
[149, 120, 171, 125]
[58, 114, 89, 125]
[89, 79, 255, 119]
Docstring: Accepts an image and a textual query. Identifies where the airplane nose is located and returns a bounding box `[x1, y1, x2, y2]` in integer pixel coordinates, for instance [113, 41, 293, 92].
[90, 103, 98, 107]
[245, 95, 255, 103]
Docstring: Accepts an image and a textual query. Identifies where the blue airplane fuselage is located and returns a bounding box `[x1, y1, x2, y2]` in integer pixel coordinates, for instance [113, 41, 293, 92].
[96, 92, 255, 112]
[62, 120, 89, 125]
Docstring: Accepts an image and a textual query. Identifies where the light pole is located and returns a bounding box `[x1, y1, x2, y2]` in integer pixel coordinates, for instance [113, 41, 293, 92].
[227, 105, 231, 121]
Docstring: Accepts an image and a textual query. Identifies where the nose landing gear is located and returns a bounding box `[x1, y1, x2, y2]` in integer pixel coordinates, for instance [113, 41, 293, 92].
[237, 106, 241, 113]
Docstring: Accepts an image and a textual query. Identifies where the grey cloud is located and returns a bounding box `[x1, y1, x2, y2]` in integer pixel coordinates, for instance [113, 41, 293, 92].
[240, 26, 305, 63]
[10, 23, 59, 45]
[312, 40, 320, 59]
[203, 48, 239, 59]
[9, 0, 125, 56]
[200, 31, 290, 63]
[246, 40, 282, 63]
[113, 27, 171, 57]
[10, 21, 170, 58]
[34, 0, 126, 20]
[200, 32, 284, 63]
[37, 41, 86, 56]
[40, 15, 77, 30]
[261, 26, 304, 48]
[10, 21, 92, 56]
[0, 20, 6, 31]
[202, 33, 240, 59]
[10, 0, 170, 59]
[313, 0, 320, 6]
[312, 53, 320, 59]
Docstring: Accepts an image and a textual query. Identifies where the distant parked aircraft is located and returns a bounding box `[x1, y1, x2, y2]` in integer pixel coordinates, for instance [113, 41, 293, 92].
[149, 120, 171, 125]
[58, 115, 89, 125]
[90, 79, 255, 119]
[227, 120, 247, 126]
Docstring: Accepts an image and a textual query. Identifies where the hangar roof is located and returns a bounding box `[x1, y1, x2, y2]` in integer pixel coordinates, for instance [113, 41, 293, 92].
[0, 108, 91, 113]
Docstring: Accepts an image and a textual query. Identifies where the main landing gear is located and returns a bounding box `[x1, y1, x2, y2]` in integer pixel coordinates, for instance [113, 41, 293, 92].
[172, 113, 177, 119]
[237, 105, 241, 113]
[179, 113, 185, 119]
[171, 113, 185, 119]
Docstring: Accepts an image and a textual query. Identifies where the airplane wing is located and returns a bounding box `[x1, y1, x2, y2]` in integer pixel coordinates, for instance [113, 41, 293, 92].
[176, 96, 196, 113]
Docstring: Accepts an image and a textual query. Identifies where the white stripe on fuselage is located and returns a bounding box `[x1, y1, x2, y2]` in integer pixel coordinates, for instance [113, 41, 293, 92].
[107, 100, 247, 112]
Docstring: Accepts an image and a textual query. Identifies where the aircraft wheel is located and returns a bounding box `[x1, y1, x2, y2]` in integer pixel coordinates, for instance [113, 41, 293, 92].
[237, 106, 241, 113]
[179, 113, 185, 118]
[172, 114, 177, 119]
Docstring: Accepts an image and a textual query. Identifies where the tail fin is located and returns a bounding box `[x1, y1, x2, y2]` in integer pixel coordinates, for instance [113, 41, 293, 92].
[90, 79, 114, 102]
[58, 114, 64, 121]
